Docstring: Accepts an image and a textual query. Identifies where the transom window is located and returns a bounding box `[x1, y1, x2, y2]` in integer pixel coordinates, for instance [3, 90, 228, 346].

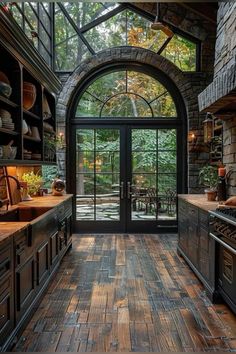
[76, 70, 177, 118]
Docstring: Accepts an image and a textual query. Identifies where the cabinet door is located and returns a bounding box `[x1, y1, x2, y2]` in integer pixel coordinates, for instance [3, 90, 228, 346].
[188, 221, 199, 267]
[0, 276, 14, 347]
[50, 232, 59, 267]
[178, 212, 188, 252]
[66, 215, 72, 245]
[15, 256, 35, 320]
[36, 242, 49, 286]
[58, 221, 66, 254]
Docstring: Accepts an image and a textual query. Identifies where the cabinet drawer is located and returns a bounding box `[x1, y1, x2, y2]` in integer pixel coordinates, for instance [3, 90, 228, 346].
[199, 226, 209, 252]
[0, 276, 13, 344]
[0, 244, 11, 282]
[57, 204, 65, 221]
[14, 230, 31, 267]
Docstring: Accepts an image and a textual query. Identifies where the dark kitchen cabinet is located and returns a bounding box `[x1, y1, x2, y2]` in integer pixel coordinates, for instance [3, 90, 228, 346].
[178, 197, 217, 300]
[0, 196, 73, 351]
[0, 239, 14, 350]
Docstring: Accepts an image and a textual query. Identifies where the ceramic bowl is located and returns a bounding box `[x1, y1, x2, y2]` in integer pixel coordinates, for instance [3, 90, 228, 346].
[23, 82, 36, 110]
[0, 81, 12, 98]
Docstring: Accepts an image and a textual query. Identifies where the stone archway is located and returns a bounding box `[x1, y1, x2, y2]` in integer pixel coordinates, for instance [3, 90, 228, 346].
[57, 46, 208, 192]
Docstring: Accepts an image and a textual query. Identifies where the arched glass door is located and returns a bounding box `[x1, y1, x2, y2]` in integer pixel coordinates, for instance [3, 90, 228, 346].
[71, 69, 185, 233]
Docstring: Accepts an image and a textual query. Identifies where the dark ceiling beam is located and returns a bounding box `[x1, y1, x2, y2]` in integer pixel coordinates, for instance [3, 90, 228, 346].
[180, 3, 217, 25]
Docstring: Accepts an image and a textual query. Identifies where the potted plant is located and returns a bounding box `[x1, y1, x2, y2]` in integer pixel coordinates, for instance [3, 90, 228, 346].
[199, 165, 218, 201]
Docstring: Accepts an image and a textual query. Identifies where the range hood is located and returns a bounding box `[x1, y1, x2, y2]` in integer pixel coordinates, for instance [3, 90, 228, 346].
[198, 62, 236, 120]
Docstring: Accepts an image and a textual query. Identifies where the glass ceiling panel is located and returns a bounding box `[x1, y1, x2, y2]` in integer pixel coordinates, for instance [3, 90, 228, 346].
[126, 10, 168, 52]
[84, 11, 127, 52]
[162, 34, 196, 71]
[62, 2, 119, 28]
[54, 4, 91, 71]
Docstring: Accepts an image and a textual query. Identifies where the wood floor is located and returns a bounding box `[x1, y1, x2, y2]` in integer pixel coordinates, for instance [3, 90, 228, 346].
[13, 234, 236, 352]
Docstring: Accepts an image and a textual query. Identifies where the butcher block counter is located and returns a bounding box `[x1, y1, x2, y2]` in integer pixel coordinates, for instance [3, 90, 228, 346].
[0, 194, 73, 351]
[178, 194, 219, 212]
[178, 194, 218, 302]
[0, 194, 73, 244]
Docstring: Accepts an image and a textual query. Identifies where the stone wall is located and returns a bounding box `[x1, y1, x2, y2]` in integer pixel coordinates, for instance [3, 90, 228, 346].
[56, 3, 217, 194]
[215, 3, 236, 193]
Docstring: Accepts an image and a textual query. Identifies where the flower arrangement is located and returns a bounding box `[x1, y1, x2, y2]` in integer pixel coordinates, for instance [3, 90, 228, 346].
[21, 171, 43, 196]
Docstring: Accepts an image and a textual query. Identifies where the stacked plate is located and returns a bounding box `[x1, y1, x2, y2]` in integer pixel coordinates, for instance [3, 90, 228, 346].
[31, 153, 42, 161]
[23, 149, 32, 160]
[0, 109, 15, 130]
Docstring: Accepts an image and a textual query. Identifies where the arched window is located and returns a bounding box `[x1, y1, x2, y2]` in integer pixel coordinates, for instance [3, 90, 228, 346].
[76, 70, 177, 118]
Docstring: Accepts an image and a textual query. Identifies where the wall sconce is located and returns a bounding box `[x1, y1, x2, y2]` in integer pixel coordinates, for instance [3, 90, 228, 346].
[203, 112, 213, 143]
[57, 132, 66, 149]
[188, 131, 196, 143]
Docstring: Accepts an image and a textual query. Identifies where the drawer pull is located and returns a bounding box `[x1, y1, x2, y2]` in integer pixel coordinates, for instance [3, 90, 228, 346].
[0, 314, 5, 319]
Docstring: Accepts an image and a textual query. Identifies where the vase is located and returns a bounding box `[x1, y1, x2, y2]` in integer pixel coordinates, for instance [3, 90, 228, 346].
[23, 82, 36, 110]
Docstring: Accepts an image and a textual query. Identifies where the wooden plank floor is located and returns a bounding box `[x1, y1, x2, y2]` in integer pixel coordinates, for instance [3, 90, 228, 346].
[13, 234, 236, 352]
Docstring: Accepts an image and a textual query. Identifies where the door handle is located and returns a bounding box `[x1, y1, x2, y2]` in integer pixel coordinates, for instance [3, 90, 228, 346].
[120, 182, 124, 199]
[127, 182, 131, 199]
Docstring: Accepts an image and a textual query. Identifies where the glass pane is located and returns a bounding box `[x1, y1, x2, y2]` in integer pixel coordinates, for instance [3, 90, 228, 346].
[158, 129, 176, 150]
[158, 174, 177, 220]
[133, 152, 156, 173]
[76, 92, 102, 117]
[42, 3, 50, 14]
[87, 71, 126, 103]
[95, 152, 119, 173]
[76, 174, 95, 220]
[24, 3, 38, 31]
[95, 174, 120, 221]
[77, 129, 94, 151]
[151, 92, 177, 117]
[96, 129, 120, 152]
[63, 3, 119, 29]
[158, 151, 176, 173]
[39, 43, 51, 66]
[12, 5, 23, 28]
[102, 93, 152, 117]
[132, 174, 156, 190]
[127, 71, 166, 102]
[127, 10, 168, 52]
[132, 129, 157, 151]
[162, 34, 196, 71]
[84, 11, 126, 52]
[54, 5, 91, 71]
[39, 4, 50, 33]
[77, 151, 94, 173]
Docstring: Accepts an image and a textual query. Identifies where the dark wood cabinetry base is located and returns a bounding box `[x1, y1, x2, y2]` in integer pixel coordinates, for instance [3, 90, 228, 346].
[0, 197, 73, 352]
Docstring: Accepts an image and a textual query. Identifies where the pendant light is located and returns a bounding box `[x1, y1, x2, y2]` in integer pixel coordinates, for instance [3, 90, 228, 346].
[151, 2, 174, 38]
[203, 112, 214, 143]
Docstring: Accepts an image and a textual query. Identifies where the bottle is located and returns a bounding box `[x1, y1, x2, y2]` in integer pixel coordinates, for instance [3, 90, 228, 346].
[217, 167, 227, 202]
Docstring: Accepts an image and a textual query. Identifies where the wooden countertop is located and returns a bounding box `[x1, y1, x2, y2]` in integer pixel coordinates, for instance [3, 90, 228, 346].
[178, 194, 219, 212]
[0, 194, 73, 244]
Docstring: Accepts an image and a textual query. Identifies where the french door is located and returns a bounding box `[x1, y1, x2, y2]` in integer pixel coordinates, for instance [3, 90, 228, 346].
[73, 124, 179, 233]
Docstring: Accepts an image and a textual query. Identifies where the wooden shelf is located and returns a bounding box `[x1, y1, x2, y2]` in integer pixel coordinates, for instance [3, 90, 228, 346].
[0, 95, 18, 108]
[0, 128, 19, 135]
[23, 135, 41, 142]
[0, 159, 57, 166]
[23, 109, 41, 121]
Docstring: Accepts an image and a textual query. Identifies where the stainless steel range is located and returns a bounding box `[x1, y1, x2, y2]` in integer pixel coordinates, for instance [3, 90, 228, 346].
[209, 207, 236, 313]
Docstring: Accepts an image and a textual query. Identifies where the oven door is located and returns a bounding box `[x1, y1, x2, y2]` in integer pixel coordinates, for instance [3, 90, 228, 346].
[210, 232, 236, 313]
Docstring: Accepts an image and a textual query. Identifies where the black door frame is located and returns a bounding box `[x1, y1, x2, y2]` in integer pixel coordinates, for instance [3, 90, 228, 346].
[67, 62, 188, 234]
[71, 120, 182, 233]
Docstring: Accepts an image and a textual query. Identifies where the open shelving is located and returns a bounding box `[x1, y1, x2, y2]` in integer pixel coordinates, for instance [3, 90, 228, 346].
[0, 41, 57, 165]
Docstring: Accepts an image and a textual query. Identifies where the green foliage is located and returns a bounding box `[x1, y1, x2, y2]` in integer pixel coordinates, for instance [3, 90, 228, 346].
[41, 165, 59, 189]
[199, 165, 218, 190]
[21, 172, 43, 196]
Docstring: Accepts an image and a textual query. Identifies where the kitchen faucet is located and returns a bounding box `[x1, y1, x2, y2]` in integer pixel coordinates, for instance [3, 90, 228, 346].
[0, 174, 21, 210]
